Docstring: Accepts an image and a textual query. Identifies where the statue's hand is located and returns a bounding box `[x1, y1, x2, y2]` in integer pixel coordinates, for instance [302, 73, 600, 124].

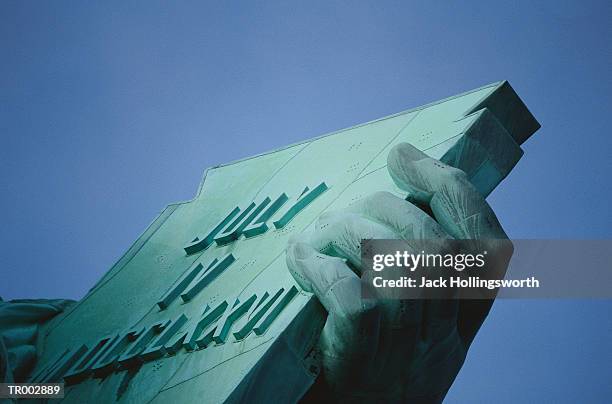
[286, 143, 513, 402]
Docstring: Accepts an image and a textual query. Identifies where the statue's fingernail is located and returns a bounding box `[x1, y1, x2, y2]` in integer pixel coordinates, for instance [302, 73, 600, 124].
[390, 142, 428, 163]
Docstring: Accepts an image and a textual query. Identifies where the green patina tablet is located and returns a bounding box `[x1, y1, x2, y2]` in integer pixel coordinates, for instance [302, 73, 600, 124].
[31, 81, 539, 403]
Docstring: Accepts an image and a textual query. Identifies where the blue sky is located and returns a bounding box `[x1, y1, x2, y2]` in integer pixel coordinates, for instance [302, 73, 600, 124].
[1, 1, 611, 402]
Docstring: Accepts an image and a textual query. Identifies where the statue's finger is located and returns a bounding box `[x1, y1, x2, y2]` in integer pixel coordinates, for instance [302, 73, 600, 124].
[305, 210, 400, 274]
[294, 211, 426, 327]
[286, 242, 382, 390]
[286, 242, 379, 326]
[387, 142, 507, 240]
[346, 191, 450, 242]
[387, 142, 514, 347]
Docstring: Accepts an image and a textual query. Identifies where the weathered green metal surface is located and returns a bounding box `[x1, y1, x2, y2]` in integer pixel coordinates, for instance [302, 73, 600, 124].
[30, 81, 538, 403]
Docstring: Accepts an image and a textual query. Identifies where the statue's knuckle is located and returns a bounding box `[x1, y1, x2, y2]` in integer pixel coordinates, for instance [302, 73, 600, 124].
[443, 166, 468, 182]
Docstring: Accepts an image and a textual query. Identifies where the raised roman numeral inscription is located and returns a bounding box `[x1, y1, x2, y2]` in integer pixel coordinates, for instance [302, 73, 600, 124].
[36, 286, 299, 384]
[183, 182, 328, 255]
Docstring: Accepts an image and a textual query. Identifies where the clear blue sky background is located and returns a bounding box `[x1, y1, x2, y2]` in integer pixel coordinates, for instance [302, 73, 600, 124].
[1, 1, 610, 402]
